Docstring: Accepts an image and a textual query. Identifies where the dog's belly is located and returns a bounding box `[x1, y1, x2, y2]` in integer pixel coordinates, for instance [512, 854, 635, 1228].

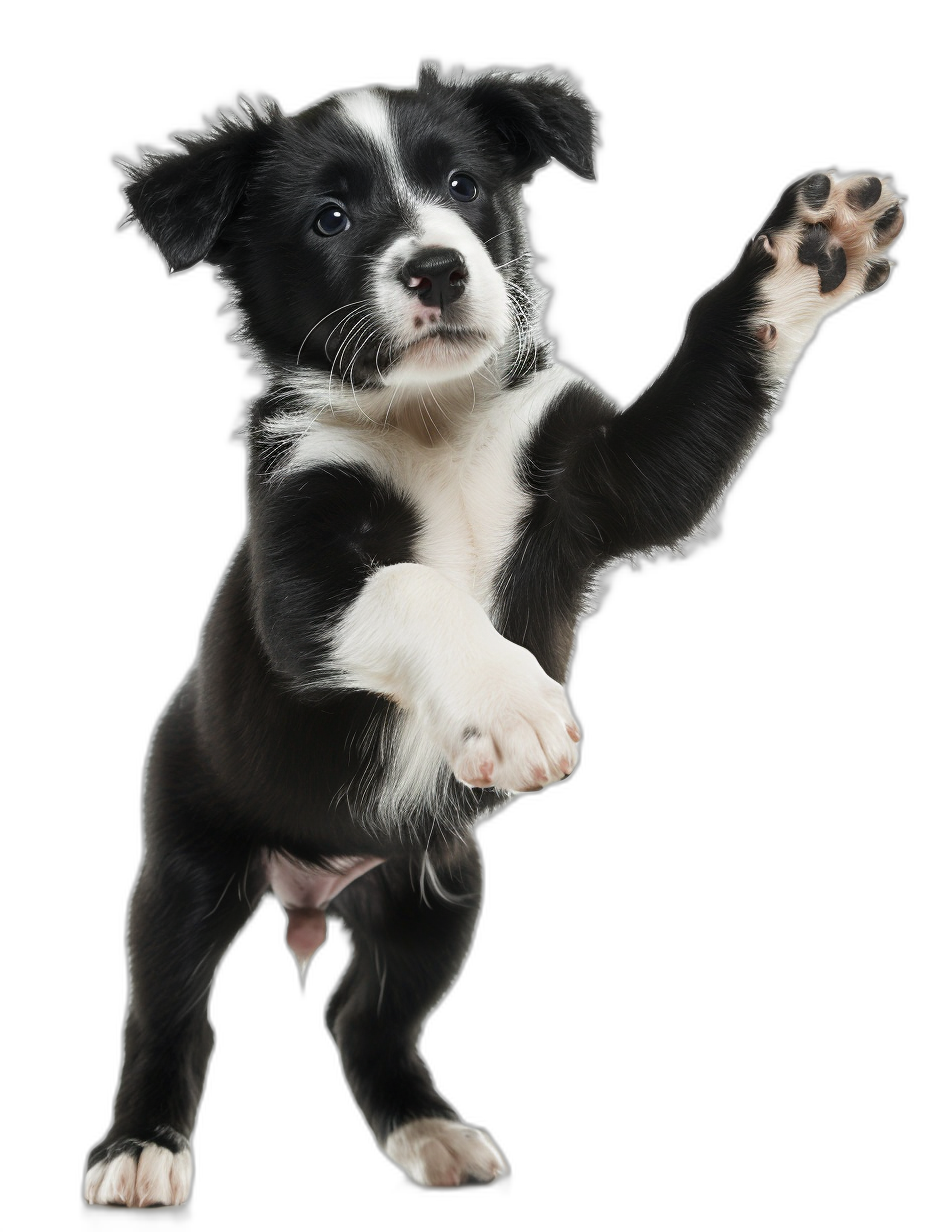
[266, 851, 384, 966]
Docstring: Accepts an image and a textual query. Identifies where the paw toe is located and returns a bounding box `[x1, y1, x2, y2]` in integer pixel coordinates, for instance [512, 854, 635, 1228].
[846, 175, 883, 211]
[864, 259, 892, 292]
[874, 202, 904, 241]
[801, 172, 832, 209]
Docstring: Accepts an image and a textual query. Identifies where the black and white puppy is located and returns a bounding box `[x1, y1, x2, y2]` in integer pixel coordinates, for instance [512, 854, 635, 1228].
[85, 64, 903, 1204]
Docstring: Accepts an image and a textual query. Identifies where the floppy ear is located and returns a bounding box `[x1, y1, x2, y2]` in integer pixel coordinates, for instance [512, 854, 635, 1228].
[427, 66, 595, 182]
[121, 100, 281, 272]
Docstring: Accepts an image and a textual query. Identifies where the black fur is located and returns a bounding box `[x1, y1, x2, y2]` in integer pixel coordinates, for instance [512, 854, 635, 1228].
[87, 68, 899, 1199]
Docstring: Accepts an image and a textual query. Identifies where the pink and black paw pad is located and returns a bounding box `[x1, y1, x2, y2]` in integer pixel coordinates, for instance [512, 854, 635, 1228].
[760, 171, 904, 298]
[797, 221, 848, 292]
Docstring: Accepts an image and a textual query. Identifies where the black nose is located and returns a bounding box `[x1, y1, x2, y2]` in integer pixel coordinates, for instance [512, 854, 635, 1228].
[400, 247, 468, 308]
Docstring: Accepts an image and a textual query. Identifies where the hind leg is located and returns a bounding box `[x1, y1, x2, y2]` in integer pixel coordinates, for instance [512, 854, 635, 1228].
[326, 841, 507, 1186]
[84, 837, 262, 1206]
[84, 696, 265, 1205]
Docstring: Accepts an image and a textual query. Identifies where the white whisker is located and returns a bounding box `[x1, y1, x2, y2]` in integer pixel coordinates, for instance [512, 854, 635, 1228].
[296, 299, 365, 366]
[494, 251, 533, 271]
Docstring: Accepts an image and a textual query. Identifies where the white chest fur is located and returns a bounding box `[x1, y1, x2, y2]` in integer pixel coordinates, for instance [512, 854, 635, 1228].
[386, 404, 527, 608]
[274, 365, 577, 829]
[279, 364, 573, 613]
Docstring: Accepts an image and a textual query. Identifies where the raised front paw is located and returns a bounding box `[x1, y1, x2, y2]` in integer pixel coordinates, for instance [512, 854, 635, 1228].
[428, 641, 580, 794]
[752, 170, 904, 375]
[761, 170, 904, 296]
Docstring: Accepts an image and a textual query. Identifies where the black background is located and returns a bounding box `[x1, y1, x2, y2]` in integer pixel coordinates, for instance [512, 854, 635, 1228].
[61, 26, 916, 1222]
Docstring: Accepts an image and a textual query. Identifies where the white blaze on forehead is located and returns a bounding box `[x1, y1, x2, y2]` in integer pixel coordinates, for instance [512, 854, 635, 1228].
[413, 202, 472, 246]
[338, 89, 402, 176]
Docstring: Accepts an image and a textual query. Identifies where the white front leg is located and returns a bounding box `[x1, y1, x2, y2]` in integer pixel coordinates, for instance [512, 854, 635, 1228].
[333, 563, 580, 793]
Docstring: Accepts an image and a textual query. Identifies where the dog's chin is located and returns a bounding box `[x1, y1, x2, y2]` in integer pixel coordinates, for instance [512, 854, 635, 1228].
[382, 328, 496, 388]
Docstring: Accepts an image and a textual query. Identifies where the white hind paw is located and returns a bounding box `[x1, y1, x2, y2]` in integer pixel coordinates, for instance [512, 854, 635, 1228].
[385, 1117, 508, 1187]
[84, 1138, 192, 1206]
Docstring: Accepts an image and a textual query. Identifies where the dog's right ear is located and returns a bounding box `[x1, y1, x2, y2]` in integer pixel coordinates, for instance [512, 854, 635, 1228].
[121, 100, 281, 272]
[422, 65, 595, 184]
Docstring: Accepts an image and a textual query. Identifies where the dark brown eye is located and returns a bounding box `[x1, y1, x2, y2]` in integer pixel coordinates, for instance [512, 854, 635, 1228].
[449, 173, 478, 202]
[313, 206, 350, 236]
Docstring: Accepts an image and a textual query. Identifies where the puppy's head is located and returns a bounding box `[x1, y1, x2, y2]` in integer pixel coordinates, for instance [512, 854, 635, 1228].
[123, 66, 595, 398]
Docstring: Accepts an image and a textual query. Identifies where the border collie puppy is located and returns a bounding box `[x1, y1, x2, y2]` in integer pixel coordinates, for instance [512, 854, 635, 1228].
[85, 64, 903, 1204]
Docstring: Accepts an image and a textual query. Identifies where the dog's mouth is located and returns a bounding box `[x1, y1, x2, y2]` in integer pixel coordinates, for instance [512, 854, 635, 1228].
[400, 325, 488, 353]
[308, 323, 491, 392]
[377, 324, 497, 387]
[392, 326, 492, 372]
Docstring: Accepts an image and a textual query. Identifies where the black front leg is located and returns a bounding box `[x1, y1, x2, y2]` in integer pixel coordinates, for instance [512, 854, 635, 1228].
[495, 172, 902, 682]
[594, 237, 776, 555]
[541, 171, 904, 562]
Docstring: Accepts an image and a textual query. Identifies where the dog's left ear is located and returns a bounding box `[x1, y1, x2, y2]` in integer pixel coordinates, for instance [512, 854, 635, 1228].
[430, 66, 595, 182]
